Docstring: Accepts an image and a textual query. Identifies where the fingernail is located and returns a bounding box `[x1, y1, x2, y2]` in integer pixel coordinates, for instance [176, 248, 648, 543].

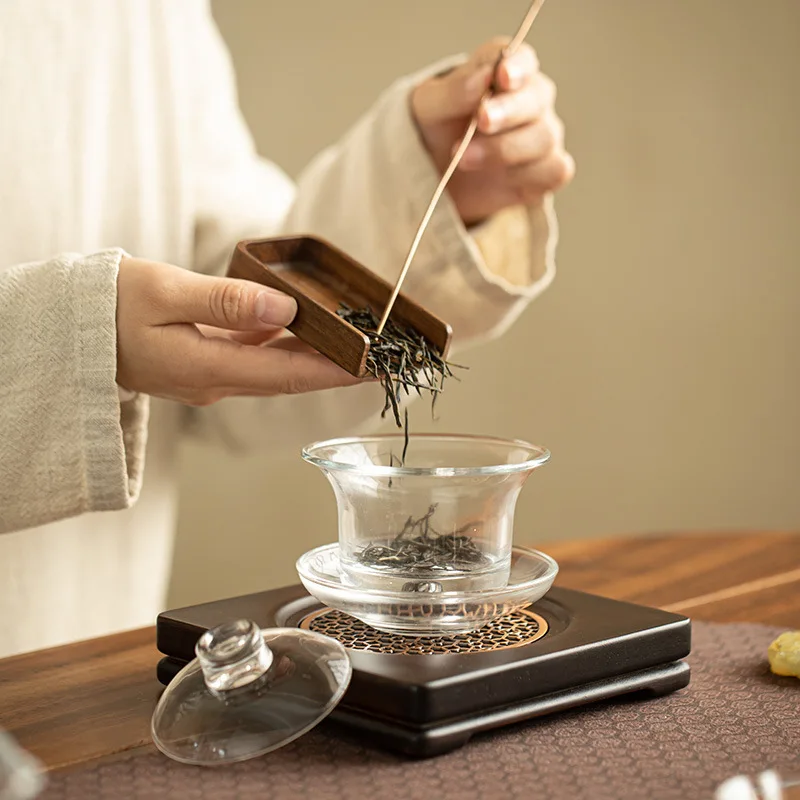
[255, 289, 297, 326]
[482, 100, 505, 132]
[504, 60, 527, 89]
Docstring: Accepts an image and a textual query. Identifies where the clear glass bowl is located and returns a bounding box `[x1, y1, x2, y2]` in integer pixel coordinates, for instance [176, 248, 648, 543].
[302, 434, 550, 594]
[296, 543, 558, 637]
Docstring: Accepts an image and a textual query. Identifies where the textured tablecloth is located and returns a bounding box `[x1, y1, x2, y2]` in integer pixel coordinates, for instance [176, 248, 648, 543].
[41, 622, 799, 800]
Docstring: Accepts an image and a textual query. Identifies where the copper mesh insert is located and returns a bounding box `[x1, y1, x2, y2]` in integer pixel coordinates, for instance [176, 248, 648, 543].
[299, 607, 548, 654]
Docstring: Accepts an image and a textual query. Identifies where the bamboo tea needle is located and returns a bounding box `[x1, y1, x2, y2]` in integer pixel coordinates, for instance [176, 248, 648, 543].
[375, 0, 547, 336]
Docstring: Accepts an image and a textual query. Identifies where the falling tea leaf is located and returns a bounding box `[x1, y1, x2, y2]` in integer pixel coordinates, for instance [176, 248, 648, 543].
[337, 303, 466, 464]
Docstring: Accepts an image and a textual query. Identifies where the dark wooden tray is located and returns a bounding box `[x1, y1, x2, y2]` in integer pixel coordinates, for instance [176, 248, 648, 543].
[155, 585, 691, 757]
[227, 236, 453, 377]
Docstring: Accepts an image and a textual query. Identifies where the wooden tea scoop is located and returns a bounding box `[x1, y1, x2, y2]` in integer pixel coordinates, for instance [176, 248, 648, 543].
[226, 235, 452, 378]
[375, 0, 547, 335]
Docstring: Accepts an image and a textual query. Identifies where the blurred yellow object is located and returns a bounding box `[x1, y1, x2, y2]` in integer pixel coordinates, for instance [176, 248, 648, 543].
[767, 631, 800, 678]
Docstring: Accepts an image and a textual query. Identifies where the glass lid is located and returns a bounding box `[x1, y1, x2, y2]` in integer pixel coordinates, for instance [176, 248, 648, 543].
[151, 619, 352, 766]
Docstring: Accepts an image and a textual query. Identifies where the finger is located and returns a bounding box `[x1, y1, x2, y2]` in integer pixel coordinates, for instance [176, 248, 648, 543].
[196, 327, 355, 364]
[181, 334, 366, 398]
[225, 330, 284, 346]
[413, 41, 539, 125]
[412, 38, 521, 122]
[413, 62, 494, 124]
[460, 113, 563, 170]
[470, 37, 539, 79]
[264, 337, 380, 382]
[195, 323, 287, 346]
[507, 149, 576, 198]
[263, 336, 322, 353]
[493, 44, 540, 92]
[155, 267, 297, 331]
[199, 327, 374, 364]
[477, 73, 556, 135]
[469, 39, 539, 95]
[220, 328, 287, 347]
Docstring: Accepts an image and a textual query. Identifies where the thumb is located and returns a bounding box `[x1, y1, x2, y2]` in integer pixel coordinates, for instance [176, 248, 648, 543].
[168, 269, 297, 331]
[413, 61, 494, 125]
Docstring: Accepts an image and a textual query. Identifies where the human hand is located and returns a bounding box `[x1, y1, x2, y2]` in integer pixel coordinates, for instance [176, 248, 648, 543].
[115, 257, 363, 406]
[411, 38, 575, 226]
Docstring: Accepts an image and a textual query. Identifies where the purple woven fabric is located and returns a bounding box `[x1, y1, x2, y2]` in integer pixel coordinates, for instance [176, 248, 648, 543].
[41, 621, 799, 800]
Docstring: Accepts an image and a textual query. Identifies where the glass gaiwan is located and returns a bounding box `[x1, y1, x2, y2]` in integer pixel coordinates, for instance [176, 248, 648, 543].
[151, 434, 558, 767]
[296, 434, 557, 636]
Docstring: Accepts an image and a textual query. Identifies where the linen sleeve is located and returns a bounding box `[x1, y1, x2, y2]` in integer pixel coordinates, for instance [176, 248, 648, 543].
[0, 249, 148, 534]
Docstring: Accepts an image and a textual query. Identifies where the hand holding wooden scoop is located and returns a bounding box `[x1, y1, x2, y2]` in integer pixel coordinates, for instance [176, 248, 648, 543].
[226, 0, 546, 378]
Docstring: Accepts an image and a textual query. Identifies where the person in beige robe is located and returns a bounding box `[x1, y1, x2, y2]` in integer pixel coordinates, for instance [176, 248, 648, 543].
[0, 1, 573, 657]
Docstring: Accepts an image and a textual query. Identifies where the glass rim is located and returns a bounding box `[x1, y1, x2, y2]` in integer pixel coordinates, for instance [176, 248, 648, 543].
[301, 433, 551, 477]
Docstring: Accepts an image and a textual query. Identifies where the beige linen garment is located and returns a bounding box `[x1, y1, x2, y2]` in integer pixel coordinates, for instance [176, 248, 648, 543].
[0, 1, 558, 658]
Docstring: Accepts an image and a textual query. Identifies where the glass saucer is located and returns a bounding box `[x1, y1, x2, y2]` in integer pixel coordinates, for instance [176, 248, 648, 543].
[296, 543, 558, 637]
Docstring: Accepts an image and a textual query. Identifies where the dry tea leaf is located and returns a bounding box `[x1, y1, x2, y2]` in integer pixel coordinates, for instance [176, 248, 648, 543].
[356, 504, 488, 574]
[337, 303, 465, 461]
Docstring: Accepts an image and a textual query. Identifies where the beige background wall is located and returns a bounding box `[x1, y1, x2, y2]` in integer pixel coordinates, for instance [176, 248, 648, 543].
[168, 0, 800, 608]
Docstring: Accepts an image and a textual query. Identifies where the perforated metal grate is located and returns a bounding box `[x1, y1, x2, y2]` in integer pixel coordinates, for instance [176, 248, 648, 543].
[299, 607, 548, 655]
